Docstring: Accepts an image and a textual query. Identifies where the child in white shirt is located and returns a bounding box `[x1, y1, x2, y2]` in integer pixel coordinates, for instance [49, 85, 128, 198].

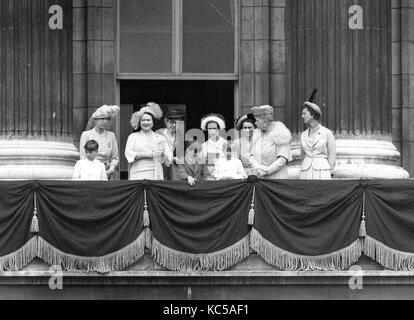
[73, 140, 108, 181]
[212, 142, 247, 180]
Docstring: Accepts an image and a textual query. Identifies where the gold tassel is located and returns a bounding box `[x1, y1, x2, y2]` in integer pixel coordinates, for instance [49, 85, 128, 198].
[359, 220, 366, 238]
[248, 207, 255, 226]
[248, 186, 256, 226]
[143, 189, 150, 227]
[143, 208, 149, 227]
[359, 192, 366, 238]
[30, 193, 39, 234]
[145, 228, 153, 250]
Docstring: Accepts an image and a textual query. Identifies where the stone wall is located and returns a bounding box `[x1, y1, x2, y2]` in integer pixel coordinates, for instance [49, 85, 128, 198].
[72, 0, 117, 149]
[240, 0, 287, 121]
[399, 0, 414, 175]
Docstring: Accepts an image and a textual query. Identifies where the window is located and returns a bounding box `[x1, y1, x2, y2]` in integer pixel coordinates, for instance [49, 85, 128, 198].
[119, 0, 173, 73]
[183, 0, 235, 73]
[119, 0, 237, 76]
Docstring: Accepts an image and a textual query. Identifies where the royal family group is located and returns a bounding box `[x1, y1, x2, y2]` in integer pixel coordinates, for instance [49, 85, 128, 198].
[73, 100, 336, 184]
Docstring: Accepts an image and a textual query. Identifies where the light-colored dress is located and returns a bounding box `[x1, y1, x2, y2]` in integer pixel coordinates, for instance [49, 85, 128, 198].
[212, 157, 247, 180]
[125, 131, 172, 180]
[232, 136, 254, 175]
[72, 159, 108, 181]
[79, 129, 119, 171]
[300, 125, 336, 180]
[250, 121, 292, 179]
[156, 128, 179, 180]
[201, 137, 227, 175]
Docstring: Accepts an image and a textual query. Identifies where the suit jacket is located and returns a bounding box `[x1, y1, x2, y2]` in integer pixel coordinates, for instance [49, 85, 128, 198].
[300, 125, 336, 171]
[177, 160, 211, 181]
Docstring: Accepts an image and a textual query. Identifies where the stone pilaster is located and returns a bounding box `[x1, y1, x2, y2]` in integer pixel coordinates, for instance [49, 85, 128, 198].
[85, 0, 117, 128]
[239, 0, 287, 120]
[240, 0, 270, 115]
[286, 0, 409, 178]
[270, 0, 287, 122]
[0, 0, 78, 179]
[72, 0, 117, 149]
[400, 0, 414, 176]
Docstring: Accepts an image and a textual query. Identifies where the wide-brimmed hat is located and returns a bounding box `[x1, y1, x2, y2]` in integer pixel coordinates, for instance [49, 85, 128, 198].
[303, 101, 322, 116]
[92, 105, 120, 120]
[85, 105, 120, 130]
[200, 113, 226, 131]
[130, 102, 163, 130]
[251, 105, 274, 120]
[235, 113, 256, 131]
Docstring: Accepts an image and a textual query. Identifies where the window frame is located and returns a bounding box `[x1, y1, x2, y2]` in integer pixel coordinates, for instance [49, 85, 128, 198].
[116, 0, 240, 80]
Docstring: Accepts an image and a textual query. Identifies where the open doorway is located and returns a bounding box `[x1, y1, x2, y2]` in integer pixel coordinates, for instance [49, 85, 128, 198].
[119, 80, 235, 180]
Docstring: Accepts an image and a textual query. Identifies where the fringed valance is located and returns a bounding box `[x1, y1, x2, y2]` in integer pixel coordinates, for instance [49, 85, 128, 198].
[0, 179, 414, 273]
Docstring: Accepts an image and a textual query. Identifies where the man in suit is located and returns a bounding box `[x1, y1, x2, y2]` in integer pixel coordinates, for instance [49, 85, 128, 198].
[156, 105, 186, 180]
[177, 141, 211, 186]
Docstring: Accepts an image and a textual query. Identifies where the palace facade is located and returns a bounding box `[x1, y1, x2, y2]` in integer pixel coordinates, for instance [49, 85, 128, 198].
[0, 0, 413, 179]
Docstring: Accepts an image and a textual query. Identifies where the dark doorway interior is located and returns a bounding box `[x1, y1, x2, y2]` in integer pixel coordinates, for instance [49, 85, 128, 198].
[119, 80, 235, 179]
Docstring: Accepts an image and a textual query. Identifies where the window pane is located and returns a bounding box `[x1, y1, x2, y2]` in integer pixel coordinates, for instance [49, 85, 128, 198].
[183, 0, 235, 73]
[120, 0, 172, 73]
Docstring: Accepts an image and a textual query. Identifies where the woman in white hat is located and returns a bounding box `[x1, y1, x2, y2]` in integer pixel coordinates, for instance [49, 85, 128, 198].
[200, 113, 227, 175]
[250, 105, 292, 179]
[125, 103, 172, 180]
[300, 102, 336, 180]
[232, 113, 256, 175]
[79, 105, 120, 179]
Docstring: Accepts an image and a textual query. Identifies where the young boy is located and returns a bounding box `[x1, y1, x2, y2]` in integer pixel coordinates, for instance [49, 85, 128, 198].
[177, 141, 211, 186]
[73, 140, 108, 181]
[212, 142, 247, 180]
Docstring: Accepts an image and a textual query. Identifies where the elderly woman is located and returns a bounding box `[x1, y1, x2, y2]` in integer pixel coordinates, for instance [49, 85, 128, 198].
[79, 105, 120, 179]
[125, 103, 172, 180]
[250, 105, 292, 179]
[200, 113, 227, 175]
[232, 113, 256, 175]
[300, 101, 336, 180]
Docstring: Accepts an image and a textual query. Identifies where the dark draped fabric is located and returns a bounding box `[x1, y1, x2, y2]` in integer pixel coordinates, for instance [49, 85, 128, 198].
[1, 179, 414, 272]
[0, 182, 34, 257]
[364, 180, 414, 253]
[146, 180, 253, 254]
[36, 181, 145, 256]
[254, 180, 363, 256]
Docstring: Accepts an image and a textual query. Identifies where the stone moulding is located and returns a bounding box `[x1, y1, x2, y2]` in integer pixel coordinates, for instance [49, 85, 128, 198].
[289, 138, 409, 179]
[0, 140, 79, 180]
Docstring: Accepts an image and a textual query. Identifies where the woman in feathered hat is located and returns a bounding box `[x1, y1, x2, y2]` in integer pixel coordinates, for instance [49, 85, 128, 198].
[300, 101, 336, 179]
[125, 102, 172, 180]
[79, 105, 120, 179]
[232, 113, 256, 175]
[200, 113, 227, 175]
[250, 105, 292, 179]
